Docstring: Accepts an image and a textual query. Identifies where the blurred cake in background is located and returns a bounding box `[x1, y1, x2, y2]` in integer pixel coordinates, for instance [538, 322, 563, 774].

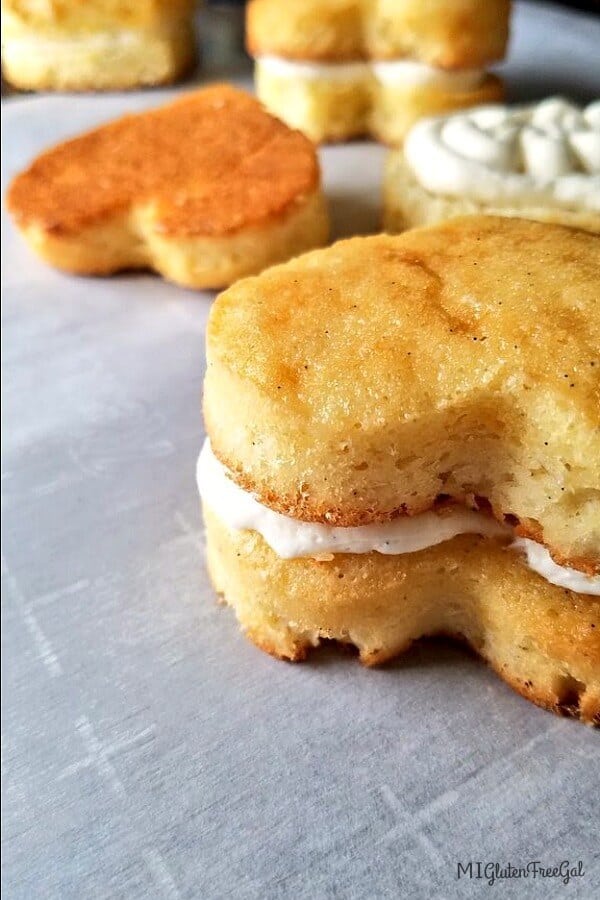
[1, 0, 197, 91]
[383, 97, 600, 233]
[247, 0, 511, 144]
[6, 85, 330, 288]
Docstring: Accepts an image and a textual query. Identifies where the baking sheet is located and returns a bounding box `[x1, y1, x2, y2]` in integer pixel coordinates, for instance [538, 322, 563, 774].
[2, 3, 600, 898]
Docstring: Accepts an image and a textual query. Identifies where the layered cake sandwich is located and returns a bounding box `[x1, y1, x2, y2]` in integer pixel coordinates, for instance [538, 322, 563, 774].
[7, 86, 329, 290]
[247, 0, 510, 143]
[199, 216, 600, 724]
[384, 97, 600, 234]
[1, 0, 197, 91]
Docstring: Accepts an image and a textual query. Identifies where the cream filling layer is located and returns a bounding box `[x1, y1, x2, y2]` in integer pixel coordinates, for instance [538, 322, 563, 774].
[257, 55, 485, 91]
[404, 97, 600, 212]
[197, 441, 600, 595]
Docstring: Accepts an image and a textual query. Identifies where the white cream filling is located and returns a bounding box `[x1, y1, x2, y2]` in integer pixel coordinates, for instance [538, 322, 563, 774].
[197, 441, 599, 595]
[371, 60, 484, 90]
[197, 440, 509, 557]
[404, 97, 600, 212]
[512, 539, 599, 596]
[257, 55, 484, 91]
[258, 55, 369, 83]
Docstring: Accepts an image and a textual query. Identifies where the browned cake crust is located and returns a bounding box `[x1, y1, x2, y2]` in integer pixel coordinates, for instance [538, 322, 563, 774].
[6, 86, 329, 288]
[8, 86, 320, 238]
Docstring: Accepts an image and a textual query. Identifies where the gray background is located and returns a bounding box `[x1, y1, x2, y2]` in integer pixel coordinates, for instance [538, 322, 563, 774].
[2, 3, 600, 898]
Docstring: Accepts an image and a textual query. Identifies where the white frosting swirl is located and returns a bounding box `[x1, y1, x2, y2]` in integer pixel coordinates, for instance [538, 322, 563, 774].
[404, 97, 600, 211]
[197, 441, 600, 595]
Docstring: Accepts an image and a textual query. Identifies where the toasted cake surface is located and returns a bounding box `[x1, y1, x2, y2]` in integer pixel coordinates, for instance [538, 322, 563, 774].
[204, 217, 600, 569]
[204, 509, 600, 725]
[7, 86, 321, 238]
[2, 0, 194, 32]
[247, 0, 510, 67]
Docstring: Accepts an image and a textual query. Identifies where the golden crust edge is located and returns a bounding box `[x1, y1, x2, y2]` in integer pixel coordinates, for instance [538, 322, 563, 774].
[242, 625, 600, 727]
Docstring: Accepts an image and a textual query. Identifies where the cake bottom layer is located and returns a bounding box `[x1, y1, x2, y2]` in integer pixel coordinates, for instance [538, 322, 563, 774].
[204, 505, 600, 725]
[16, 188, 329, 290]
[255, 62, 503, 144]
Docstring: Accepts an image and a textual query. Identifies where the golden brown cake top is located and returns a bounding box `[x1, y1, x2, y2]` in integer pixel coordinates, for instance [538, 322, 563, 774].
[246, 0, 511, 68]
[209, 217, 598, 429]
[204, 217, 600, 569]
[7, 86, 321, 238]
[2, 0, 194, 32]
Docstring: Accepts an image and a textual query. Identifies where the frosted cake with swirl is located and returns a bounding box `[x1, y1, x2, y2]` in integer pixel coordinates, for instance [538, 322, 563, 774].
[384, 98, 600, 233]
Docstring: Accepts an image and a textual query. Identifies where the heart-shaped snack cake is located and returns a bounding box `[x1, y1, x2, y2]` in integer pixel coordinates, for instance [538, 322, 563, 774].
[199, 216, 600, 724]
[247, 0, 510, 144]
[2, 0, 196, 91]
[384, 98, 600, 235]
[7, 86, 329, 290]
